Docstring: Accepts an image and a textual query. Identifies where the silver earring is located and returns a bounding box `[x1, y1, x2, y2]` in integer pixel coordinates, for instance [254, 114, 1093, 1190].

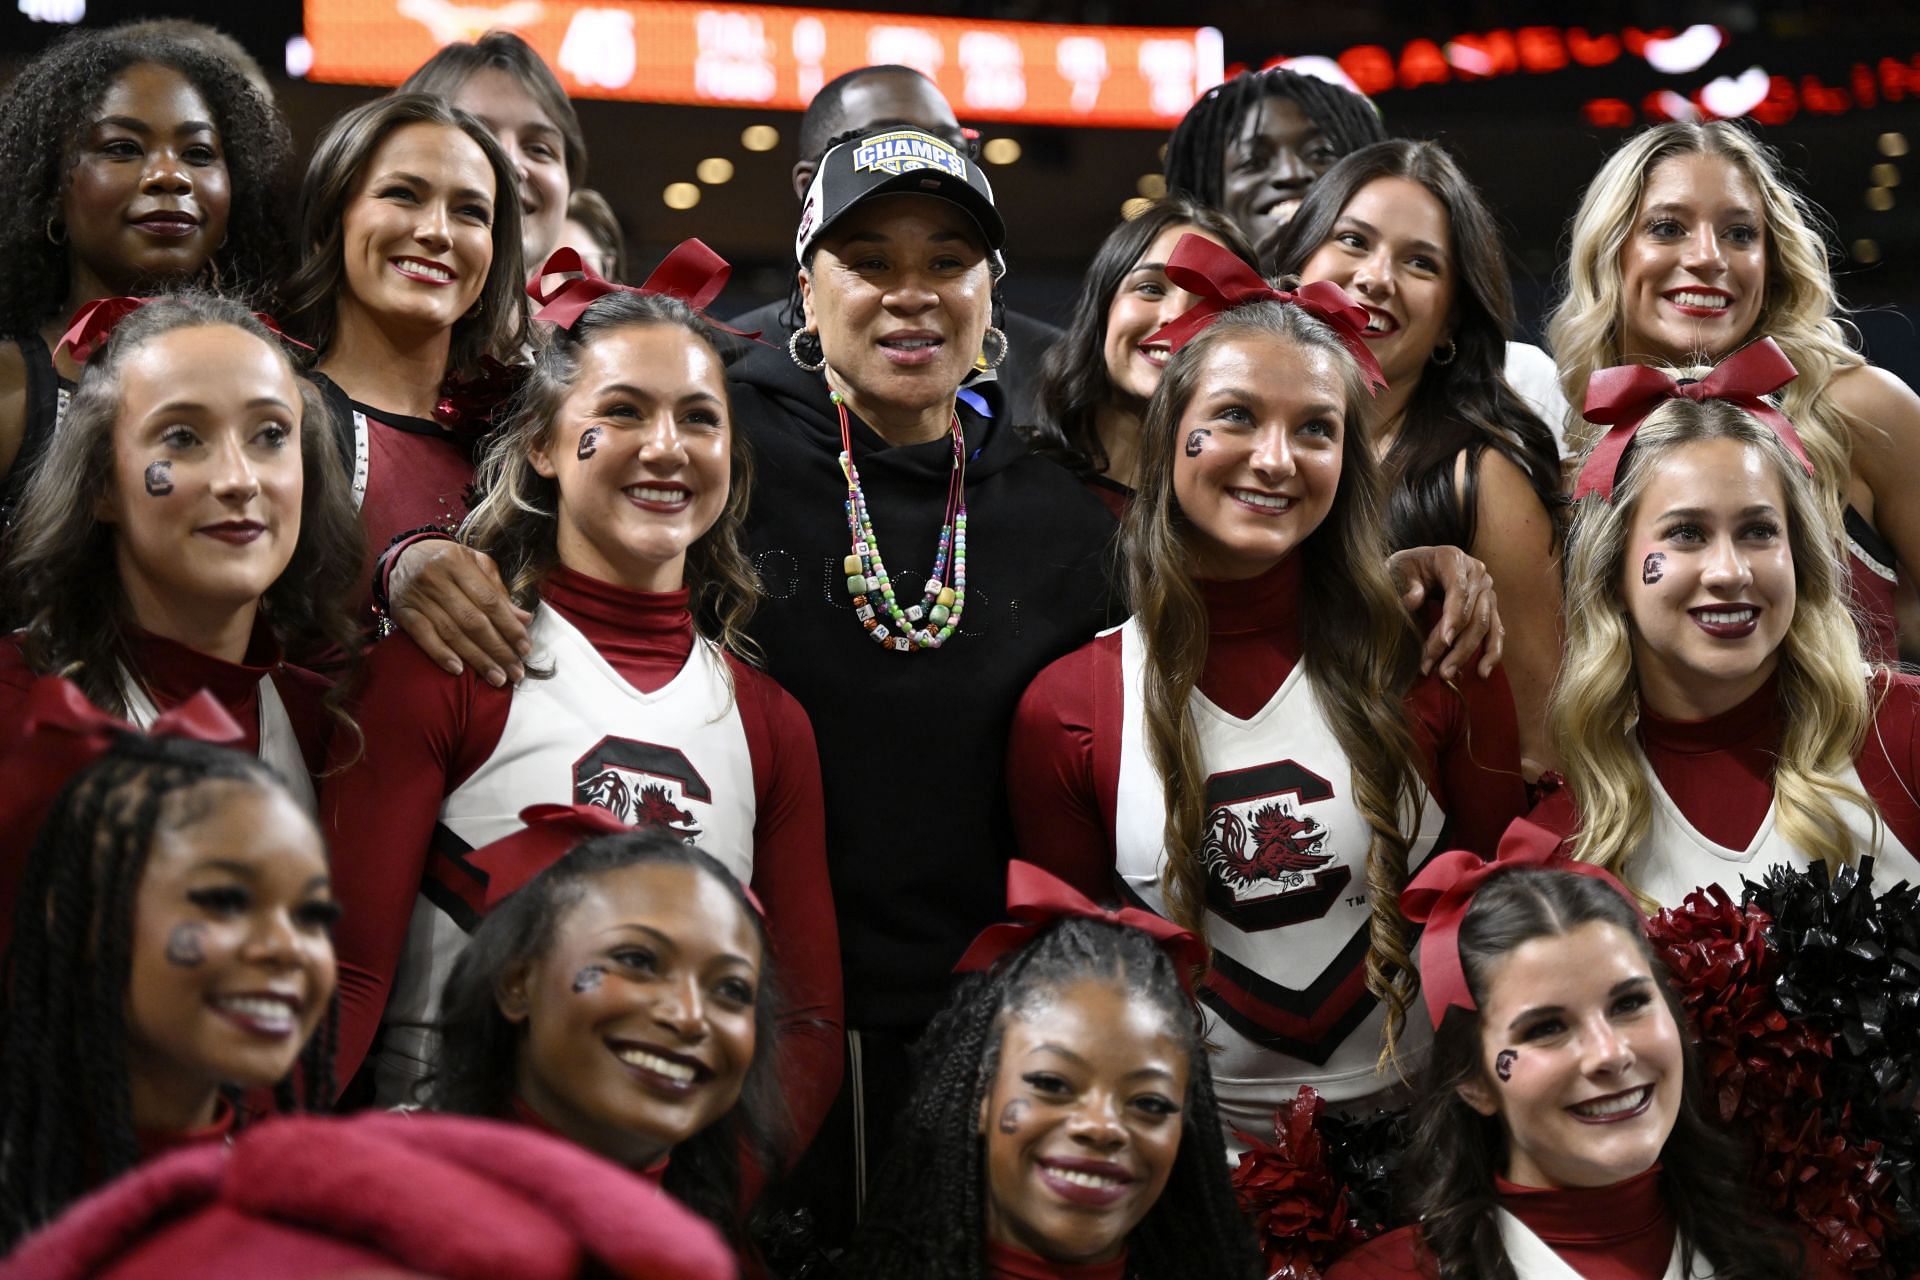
[1431, 339, 1456, 366]
[979, 325, 1009, 370]
[46, 216, 66, 246]
[788, 328, 826, 373]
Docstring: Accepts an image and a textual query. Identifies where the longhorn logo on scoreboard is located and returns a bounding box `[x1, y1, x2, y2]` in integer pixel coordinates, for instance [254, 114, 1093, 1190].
[1198, 760, 1350, 930]
[573, 738, 710, 841]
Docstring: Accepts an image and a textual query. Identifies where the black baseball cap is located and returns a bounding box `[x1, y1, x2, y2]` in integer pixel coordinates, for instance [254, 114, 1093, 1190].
[794, 127, 1007, 277]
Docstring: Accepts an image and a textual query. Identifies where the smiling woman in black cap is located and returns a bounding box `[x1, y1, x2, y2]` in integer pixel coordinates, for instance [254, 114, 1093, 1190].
[722, 125, 1118, 1219]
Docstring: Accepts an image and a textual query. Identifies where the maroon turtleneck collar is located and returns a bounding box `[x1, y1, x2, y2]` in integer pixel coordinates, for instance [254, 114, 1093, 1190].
[985, 1240, 1127, 1280]
[1194, 552, 1304, 641]
[509, 1095, 669, 1184]
[538, 565, 697, 696]
[1637, 674, 1781, 757]
[135, 1095, 236, 1163]
[1495, 1165, 1675, 1279]
[127, 620, 282, 709]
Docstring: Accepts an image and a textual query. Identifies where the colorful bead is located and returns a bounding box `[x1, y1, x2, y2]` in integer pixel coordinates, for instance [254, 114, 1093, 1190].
[843, 554, 863, 575]
[936, 586, 956, 607]
[929, 604, 949, 625]
[847, 574, 868, 594]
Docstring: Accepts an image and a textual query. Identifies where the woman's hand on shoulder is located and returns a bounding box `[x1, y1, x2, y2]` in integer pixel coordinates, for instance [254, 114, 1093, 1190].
[1387, 545, 1504, 681]
[388, 540, 532, 688]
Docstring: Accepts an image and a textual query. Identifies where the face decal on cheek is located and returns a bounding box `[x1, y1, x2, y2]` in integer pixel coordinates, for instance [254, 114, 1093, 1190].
[997, 1098, 1029, 1134]
[144, 461, 174, 497]
[1184, 428, 1211, 457]
[571, 964, 607, 993]
[1495, 1048, 1518, 1082]
[1641, 552, 1665, 585]
[165, 922, 207, 967]
[577, 426, 602, 461]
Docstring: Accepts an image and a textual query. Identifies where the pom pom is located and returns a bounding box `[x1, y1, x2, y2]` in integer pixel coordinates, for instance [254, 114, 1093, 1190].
[1648, 864, 1919, 1277]
[1231, 1087, 1410, 1278]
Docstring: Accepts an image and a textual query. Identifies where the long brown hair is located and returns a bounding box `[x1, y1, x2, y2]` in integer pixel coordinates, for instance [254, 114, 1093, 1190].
[1122, 299, 1426, 1058]
[281, 93, 529, 380]
[462, 290, 759, 663]
[2, 293, 364, 715]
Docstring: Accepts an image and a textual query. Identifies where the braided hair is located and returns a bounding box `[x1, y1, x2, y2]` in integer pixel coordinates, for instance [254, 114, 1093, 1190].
[0, 27, 295, 339]
[843, 917, 1262, 1280]
[1163, 68, 1386, 213]
[0, 735, 336, 1249]
[425, 829, 789, 1260]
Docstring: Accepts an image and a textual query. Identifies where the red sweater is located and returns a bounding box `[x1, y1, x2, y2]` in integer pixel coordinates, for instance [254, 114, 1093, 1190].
[320, 567, 842, 1147]
[1524, 671, 1920, 866]
[1006, 553, 1527, 900]
[0, 626, 332, 954]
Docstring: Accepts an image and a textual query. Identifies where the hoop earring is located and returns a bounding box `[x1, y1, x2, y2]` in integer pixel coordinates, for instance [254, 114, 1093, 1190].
[45, 217, 66, 247]
[788, 328, 826, 373]
[979, 325, 1009, 370]
[1430, 339, 1456, 366]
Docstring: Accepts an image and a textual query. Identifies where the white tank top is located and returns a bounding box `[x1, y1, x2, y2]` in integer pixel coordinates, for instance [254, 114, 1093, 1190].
[1630, 743, 1920, 906]
[374, 604, 758, 1103]
[123, 672, 316, 814]
[1112, 619, 1444, 1141]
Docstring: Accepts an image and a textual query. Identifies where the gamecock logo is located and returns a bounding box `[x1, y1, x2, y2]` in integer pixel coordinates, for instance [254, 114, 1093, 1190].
[573, 738, 710, 840]
[1198, 760, 1350, 931]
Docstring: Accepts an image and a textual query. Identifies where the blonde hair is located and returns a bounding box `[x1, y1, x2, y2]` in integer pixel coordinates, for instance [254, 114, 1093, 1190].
[1548, 123, 1863, 513]
[1552, 393, 1875, 889]
[1122, 300, 1426, 1062]
[462, 291, 759, 663]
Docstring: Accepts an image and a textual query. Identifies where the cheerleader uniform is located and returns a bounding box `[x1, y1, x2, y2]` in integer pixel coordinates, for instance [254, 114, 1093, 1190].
[321, 565, 843, 1144]
[1007, 555, 1527, 1139]
[310, 373, 475, 590]
[0, 333, 73, 527]
[1844, 509, 1899, 666]
[1327, 1167, 1707, 1279]
[0, 624, 332, 953]
[1523, 671, 1920, 904]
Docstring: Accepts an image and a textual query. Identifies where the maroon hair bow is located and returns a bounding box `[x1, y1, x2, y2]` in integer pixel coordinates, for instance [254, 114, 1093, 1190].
[1400, 819, 1638, 1030]
[1573, 338, 1811, 502]
[1144, 234, 1387, 393]
[60, 296, 312, 364]
[0, 675, 245, 843]
[466, 802, 769, 916]
[467, 803, 634, 910]
[528, 242, 760, 340]
[953, 861, 1208, 990]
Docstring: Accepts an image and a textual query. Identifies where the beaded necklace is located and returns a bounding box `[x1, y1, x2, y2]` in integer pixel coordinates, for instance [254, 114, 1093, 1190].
[833, 389, 967, 652]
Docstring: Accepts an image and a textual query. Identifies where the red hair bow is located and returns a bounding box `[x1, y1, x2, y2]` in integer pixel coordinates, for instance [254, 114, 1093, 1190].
[0, 675, 245, 845]
[1144, 234, 1387, 394]
[468, 803, 634, 910]
[528, 242, 760, 339]
[1573, 338, 1811, 501]
[1400, 819, 1638, 1030]
[59, 296, 312, 364]
[466, 802, 768, 916]
[953, 861, 1208, 990]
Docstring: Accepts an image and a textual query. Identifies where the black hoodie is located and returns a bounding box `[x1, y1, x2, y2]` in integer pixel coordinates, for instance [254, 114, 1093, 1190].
[729, 338, 1119, 1033]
